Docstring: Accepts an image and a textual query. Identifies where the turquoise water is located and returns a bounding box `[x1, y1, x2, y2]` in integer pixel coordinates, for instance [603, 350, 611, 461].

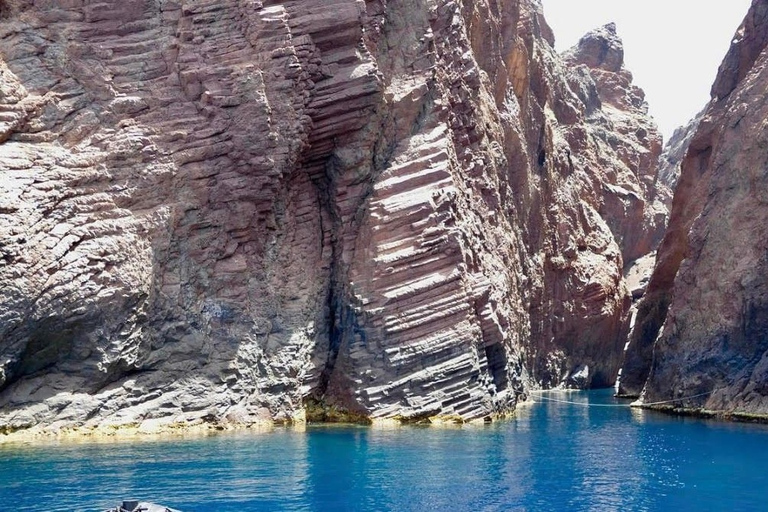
[3, 389, 768, 511]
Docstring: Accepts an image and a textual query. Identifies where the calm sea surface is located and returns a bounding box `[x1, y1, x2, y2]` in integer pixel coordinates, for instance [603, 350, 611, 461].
[3, 389, 768, 511]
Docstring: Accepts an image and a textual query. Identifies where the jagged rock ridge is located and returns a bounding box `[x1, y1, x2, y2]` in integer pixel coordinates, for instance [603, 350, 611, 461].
[0, 0, 664, 433]
[563, 22, 668, 264]
[621, 0, 768, 417]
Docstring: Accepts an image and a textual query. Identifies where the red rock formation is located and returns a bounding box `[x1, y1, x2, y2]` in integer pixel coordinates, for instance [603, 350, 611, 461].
[563, 23, 668, 264]
[0, 0, 663, 433]
[621, 0, 768, 417]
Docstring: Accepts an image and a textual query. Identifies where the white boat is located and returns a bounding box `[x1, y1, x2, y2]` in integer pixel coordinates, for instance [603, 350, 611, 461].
[105, 500, 181, 512]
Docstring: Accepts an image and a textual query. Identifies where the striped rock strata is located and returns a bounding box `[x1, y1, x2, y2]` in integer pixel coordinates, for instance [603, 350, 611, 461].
[0, 0, 663, 433]
[621, 0, 768, 417]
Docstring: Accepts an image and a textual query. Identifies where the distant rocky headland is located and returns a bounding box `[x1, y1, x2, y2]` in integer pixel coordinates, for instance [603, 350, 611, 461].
[0, 0, 766, 438]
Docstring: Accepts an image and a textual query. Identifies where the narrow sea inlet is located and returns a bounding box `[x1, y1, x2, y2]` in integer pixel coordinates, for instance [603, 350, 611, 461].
[3, 390, 768, 511]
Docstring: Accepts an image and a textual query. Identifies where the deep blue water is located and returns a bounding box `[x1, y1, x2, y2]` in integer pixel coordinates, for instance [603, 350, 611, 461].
[3, 389, 768, 511]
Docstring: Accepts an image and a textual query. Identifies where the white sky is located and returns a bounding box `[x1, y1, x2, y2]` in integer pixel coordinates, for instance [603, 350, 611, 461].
[540, 0, 752, 141]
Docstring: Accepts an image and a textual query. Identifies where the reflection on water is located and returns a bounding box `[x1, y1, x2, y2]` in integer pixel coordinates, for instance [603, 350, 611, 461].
[2, 389, 768, 511]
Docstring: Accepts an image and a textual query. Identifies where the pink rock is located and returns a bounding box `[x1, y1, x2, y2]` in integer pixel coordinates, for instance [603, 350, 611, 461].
[0, 0, 669, 430]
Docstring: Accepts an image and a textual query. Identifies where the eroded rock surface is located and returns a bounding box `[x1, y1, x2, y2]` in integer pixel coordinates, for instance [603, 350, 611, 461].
[563, 23, 668, 264]
[656, 111, 703, 209]
[621, 0, 768, 415]
[0, 0, 663, 433]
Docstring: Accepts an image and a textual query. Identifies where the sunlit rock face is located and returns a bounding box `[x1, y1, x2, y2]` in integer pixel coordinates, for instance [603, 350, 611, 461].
[562, 22, 668, 265]
[0, 0, 663, 432]
[621, 0, 768, 415]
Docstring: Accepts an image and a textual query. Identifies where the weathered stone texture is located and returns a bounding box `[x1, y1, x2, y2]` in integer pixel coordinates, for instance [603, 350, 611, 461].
[656, 111, 702, 209]
[0, 0, 663, 433]
[563, 23, 668, 264]
[621, 0, 768, 415]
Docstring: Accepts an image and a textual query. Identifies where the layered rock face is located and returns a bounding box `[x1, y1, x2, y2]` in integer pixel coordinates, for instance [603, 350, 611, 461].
[0, 0, 663, 432]
[621, 0, 768, 416]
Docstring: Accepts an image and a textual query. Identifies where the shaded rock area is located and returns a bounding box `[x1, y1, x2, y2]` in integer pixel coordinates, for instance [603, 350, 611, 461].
[656, 111, 703, 209]
[624, 251, 655, 302]
[0, 0, 666, 433]
[621, 0, 768, 416]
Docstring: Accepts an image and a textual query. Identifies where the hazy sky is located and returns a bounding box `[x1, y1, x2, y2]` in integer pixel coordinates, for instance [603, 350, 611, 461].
[540, 0, 752, 141]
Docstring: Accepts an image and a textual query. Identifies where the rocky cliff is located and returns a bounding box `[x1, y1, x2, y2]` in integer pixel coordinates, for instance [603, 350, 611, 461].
[656, 111, 702, 209]
[0, 0, 664, 434]
[562, 23, 668, 264]
[621, 0, 768, 418]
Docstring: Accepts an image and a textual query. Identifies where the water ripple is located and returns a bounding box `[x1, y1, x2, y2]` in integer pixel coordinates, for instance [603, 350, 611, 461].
[3, 390, 768, 511]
